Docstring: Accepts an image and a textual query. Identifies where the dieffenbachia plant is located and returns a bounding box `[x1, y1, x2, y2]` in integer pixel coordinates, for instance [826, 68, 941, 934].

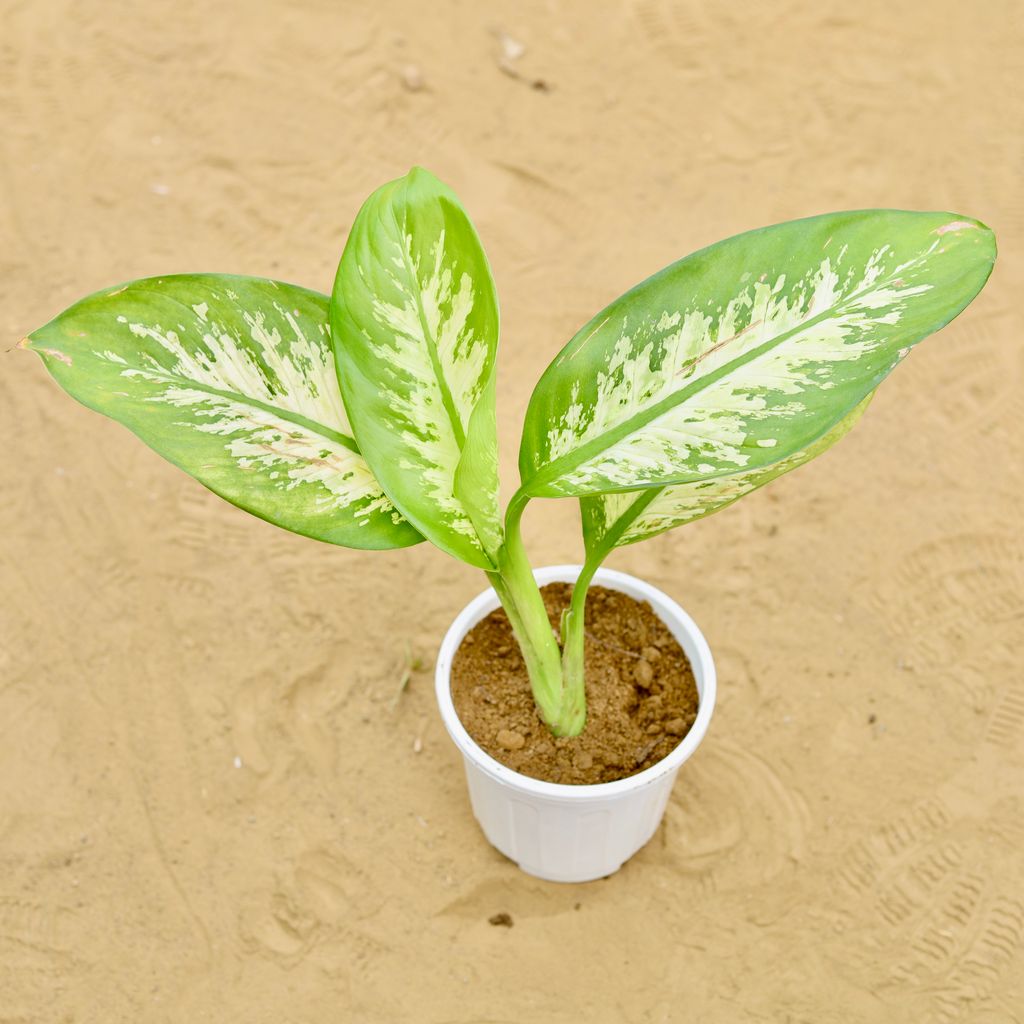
[22, 168, 995, 737]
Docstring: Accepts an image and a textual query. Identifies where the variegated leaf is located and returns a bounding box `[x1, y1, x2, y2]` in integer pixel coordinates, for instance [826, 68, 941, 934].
[520, 211, 995, 498]
[581, 395, 871, 555]
[24, 275, 422, 549]
[331, 167, 501, 568]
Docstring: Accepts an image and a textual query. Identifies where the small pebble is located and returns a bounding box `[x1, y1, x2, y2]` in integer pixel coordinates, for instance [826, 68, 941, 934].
[497, 728, 525, 750]
[574, 751, 593, 770]
[634, 659, 654, 688]
[646, 723, 661, 735]
[498, 32, 526, 61]
[400, 64, 424, 91]
[496, 644, 511, 657]
[642, 646, 661, 662]
[666, 718, 687, 736]
[489, 911, 513, 927]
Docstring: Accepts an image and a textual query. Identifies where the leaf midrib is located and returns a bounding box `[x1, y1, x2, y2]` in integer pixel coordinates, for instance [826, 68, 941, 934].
[526, 261, 908, 493]
[111, 284, 360, 451]
[394, 201, 467, 451]
[51, 342, 361, 454]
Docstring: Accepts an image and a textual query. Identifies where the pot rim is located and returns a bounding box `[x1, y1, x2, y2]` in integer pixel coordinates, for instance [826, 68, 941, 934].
[434, 564, 716, 800]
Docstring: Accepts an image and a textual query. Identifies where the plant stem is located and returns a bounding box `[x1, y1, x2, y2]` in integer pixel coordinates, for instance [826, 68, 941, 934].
[557, 552, 600, 737]
[489, 493, 585, 737]
[557, 490, 659, 717]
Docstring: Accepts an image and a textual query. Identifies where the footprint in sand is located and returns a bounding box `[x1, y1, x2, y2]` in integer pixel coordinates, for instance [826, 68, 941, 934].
[656, 739, 810, 891]
[230, 659, 340, 782]
[236, 888, 320, 965]
[825, 794, 1024, 1021]
[170, 487, 255, 555]
[0, 898, 82, 1015]
[294, 847, 384, 923]
[908, 318, 1020, 437]
[868, 531, 1024, 671]
[631, 0, 709, 72]
[891, 882, 1024, 1023]
[985, 685, 1024, 751]
[236, 845, 385, 969]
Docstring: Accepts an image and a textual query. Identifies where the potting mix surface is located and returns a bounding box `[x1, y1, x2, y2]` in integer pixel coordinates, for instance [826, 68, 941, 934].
[4, 2, 1021, 1020]
[452, 583, 699, 784]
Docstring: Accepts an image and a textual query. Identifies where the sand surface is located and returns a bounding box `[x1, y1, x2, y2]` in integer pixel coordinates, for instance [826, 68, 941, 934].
[2, 1, 1022, 1020]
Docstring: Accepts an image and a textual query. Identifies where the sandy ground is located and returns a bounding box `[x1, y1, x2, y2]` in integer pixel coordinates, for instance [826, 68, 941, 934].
[2, 0, 1022, 1020]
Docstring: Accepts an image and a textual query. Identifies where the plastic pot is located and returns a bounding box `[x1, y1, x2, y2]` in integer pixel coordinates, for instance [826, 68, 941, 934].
[434, 564, 716, 883]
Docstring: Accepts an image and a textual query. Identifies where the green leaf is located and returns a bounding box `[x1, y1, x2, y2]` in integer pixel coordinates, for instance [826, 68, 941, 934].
[581, 394, 871, 556]
[24, 274, 423, 550]
[520, 211, 995, 499]
[331, 167, 501, 569]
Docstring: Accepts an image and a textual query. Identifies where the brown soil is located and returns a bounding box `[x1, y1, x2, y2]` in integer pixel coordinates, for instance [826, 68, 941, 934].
[451, 583, 699, 784]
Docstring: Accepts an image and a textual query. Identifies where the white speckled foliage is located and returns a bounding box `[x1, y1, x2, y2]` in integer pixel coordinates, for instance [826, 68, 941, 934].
[331, 168, 501, 569]
[519, 212, 995, 502]
[26, 276, 421, 549]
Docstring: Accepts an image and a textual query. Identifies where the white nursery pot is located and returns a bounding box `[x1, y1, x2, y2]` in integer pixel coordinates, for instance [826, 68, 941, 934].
[435, 564, 716, 883]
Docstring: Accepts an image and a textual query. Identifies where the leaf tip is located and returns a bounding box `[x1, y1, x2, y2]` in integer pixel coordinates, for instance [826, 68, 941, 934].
[25, 337, 73, 366]
[406, 163, 437, 183]
[402, 165, 461, 206]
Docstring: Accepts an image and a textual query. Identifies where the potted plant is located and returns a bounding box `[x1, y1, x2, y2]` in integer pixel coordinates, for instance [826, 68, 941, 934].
[21, 168, 995, 882]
